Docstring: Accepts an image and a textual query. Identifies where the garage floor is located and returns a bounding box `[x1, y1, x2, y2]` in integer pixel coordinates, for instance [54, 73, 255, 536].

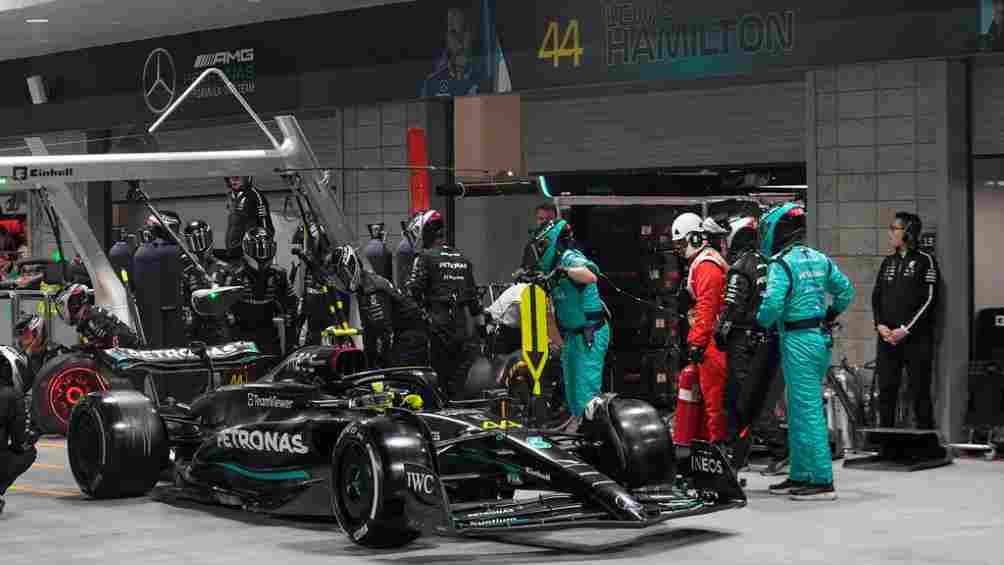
[2, 439, 1001, 565]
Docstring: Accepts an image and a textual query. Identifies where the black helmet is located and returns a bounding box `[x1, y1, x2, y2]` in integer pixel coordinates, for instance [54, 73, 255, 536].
[405, 210, 444, 249]
[725, 216, 759, 263]
[183, 220, 213, 256]
[242, 226, 276, 265]
[767, 203, 806, 256]
[56, 283, 92, 325]
[292, 222, 330, 259]
[329, 244, 363, 292]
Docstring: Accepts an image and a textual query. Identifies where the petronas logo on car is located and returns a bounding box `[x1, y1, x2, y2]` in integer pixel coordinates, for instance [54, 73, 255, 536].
[217, 429, 309, 455]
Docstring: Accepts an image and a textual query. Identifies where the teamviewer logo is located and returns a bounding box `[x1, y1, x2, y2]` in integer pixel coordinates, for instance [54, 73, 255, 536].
[12, 167, 27, 181]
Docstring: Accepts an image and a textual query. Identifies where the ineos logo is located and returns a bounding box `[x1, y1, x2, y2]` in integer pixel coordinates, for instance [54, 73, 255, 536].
[691, 454, 724, 475]
[142, 48, 177, 114]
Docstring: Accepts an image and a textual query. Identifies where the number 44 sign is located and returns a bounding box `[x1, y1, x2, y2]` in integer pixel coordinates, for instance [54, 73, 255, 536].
[539, 19, 584, 68]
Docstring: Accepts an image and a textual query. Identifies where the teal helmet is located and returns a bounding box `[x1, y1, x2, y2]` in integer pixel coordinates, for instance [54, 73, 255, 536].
[528, 219, 572, 272]
[758, 201, 806, 256]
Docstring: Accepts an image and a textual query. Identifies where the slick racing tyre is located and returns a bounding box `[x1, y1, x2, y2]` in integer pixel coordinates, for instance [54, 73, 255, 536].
[584, 394, 676, 488]
[31, 353, 112, 436]
[67, 390, 169, 499]
[331, 413, 438, 548]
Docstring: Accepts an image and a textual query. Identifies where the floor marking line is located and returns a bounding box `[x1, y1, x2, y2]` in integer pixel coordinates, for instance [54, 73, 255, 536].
[36, 441, 66, 449]
[7, 484, 79, 497]
[32, 463, 65, 471]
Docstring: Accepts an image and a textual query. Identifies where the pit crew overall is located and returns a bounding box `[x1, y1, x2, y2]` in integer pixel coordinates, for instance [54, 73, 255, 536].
[674, 247, 728, 444]
[756, 244, 853, 486]
[550, 249, 610, 418]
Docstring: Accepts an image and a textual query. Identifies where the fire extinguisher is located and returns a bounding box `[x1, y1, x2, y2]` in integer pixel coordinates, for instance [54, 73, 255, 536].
[672, 363, 707, 445]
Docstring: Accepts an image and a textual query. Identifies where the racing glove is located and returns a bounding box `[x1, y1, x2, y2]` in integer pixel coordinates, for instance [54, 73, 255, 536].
[713, 319, 731, 351]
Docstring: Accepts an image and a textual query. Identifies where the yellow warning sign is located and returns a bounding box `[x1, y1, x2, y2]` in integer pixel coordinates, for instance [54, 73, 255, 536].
[519, 284, 549, 396]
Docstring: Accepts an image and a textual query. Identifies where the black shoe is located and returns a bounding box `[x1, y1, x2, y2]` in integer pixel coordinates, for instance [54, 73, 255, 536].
[790, 483, 837, 501]
[768, 478, 808, 495]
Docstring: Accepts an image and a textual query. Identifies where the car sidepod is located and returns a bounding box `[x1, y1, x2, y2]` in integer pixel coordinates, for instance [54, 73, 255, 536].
[181, 413, 346, 515]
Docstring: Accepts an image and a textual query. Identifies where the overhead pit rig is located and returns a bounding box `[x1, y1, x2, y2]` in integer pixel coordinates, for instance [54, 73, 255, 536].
[0, 69, 354, 332]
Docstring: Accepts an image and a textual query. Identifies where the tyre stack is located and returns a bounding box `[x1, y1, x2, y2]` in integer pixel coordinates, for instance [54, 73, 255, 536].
[633, 218, 686, 410]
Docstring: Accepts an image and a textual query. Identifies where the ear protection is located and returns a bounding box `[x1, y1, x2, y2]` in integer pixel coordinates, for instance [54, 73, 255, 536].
[687, 231, 706, 248]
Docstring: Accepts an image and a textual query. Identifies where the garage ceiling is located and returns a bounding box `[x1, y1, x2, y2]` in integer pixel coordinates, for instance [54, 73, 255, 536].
[0, 0, 413, 62]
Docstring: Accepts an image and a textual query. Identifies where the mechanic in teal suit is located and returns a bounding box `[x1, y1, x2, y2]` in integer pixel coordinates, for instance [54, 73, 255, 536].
[529, 219, 609, 433]
[756, 202, 854, 502]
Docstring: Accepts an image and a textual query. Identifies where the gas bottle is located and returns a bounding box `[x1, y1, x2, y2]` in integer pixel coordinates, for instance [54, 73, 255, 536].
[362, 223, 393, 281]
[394, 232, 415, 289]
[672, 363, 707, 445]
[109, 228, 136, 289]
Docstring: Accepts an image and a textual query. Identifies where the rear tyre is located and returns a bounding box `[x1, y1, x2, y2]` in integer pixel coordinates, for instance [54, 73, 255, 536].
[67, 390, 168, 499]
[32, 353, 127, 436]
[331, 414, 436, 548]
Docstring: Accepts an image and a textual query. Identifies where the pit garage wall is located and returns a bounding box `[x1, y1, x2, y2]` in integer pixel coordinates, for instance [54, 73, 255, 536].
[523, 80, 806, 172]
[806, 60, 969, 441]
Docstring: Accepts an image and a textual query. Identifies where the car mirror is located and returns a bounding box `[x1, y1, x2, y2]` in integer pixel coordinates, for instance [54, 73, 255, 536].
[191, 285, 244, 317]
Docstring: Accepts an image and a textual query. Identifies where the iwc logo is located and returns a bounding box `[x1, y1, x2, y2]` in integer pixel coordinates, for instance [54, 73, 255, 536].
[142, 48, 176, 114]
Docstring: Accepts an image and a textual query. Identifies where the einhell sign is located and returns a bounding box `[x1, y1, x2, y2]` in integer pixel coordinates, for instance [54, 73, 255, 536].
[11, 166, 74, 182]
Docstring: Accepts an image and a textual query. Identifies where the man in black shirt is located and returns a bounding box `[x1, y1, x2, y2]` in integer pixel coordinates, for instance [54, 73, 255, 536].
[222, 228, 297, 357]
[871, 212, 939, 429]
[329, 244, 429, 368]
[405, 210, 485, 398]
[0, 364, 37, 514]
[180, 220, 232, 345]
[713, 215, 781, 469]
[224, 176, 274, 260]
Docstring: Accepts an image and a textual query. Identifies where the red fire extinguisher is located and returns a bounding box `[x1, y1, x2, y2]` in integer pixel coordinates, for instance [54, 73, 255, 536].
[672, 363, 707, 445]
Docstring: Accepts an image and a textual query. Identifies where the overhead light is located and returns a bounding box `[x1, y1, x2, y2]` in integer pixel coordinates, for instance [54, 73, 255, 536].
[25, 18, 49, 23]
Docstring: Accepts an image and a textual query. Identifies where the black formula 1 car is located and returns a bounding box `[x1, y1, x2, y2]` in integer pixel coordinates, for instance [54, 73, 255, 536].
[66, 345, 746, 548]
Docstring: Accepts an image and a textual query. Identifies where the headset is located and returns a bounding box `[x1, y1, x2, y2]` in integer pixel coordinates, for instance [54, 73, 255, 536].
[687, 231, 706, 249]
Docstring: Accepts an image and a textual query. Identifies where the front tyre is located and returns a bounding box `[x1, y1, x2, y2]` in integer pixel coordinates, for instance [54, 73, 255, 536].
[584, 394, 677, 488]
[331, 414, 436, 548]
[67, 390, 168, 499]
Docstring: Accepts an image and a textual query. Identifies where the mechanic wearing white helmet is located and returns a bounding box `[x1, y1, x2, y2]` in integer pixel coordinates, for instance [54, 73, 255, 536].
[670, 212, 729, 445]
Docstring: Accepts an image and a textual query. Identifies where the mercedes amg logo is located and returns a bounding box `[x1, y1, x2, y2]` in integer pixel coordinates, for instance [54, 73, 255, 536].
[142, 48, 176, 114]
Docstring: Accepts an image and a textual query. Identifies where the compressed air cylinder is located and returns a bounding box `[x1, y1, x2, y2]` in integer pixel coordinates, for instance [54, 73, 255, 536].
[394, 237, 415, 290]
[363, 235, 393, 282]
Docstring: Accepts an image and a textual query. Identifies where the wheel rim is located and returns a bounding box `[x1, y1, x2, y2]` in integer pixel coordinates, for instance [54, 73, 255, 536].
[339, 443, 375, 528]
[48, 367, 106, 426]
[68, 408, 104, 489]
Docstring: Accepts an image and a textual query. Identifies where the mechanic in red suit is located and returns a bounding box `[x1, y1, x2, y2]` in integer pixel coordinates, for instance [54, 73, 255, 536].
[671, 212, 729, 444]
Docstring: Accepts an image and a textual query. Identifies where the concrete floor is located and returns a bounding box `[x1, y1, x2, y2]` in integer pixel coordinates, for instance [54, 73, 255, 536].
[1, 439, 1001, 565]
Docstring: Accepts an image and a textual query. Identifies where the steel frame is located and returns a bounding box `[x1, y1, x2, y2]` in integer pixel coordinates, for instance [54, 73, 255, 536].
[0, 69, 352, 332]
